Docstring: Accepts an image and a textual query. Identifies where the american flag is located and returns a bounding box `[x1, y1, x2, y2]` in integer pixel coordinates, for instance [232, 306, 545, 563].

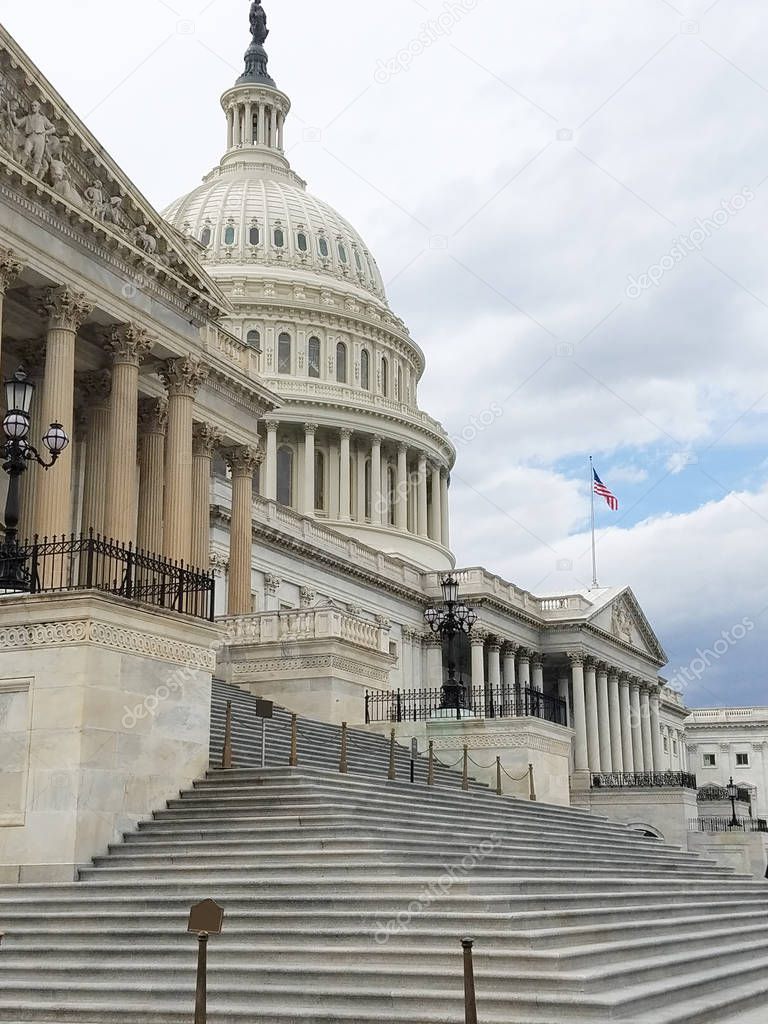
[593, 469, 619, 512]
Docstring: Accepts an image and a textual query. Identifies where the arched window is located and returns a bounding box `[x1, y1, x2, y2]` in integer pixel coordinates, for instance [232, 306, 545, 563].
[314, 450, 325, 512]
[224, 225, 236, 246]
[338, 242, 347, 264]
[354, 250, 363, 272]
[364, 459, 372, 521]
[274, 228, 285, 248]
[297, 232, 308, 252]
[318, 236, 329, 258]
[277, 447, 293, 507]
[381, 356, 389, 397]
[200, 227, 211, 246]
[246, 329, 261, 350]
[249, 226, 260, 246]
[308, 336, 321, 378]
[361, 349, 370, 391]
[387, 465, 396, 526]
[396, 365, 403, 401]
[336, 342, 348, 384]
[278, 333, 292, 374]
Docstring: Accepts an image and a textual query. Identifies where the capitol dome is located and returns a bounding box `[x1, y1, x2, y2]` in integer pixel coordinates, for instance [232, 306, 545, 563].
[163, 5, 455, 571]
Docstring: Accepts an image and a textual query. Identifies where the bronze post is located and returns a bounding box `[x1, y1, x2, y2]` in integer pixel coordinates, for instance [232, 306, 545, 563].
[195, 931, 209, 1024]
[427, 740, 435, 786]
[462, 938, 478, 1024]
[462, 745, 469, 791]
[221, 700, 233, 770]
[339, 721, 348, 774]
[496, 756, 502, 797]
[290, 714, 298, 767]
[388, 728, 396, 781]
[529, 762, 537, 802]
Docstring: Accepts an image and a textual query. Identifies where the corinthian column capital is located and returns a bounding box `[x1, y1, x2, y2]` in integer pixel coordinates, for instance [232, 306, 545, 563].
[77, 369, 112, 409]
[160, 356, 209, 398]
[193, 422, 223, 457]
[226, 444, 263, 477]
[40, 287, 93, 332]
[108, 323, 153, 366]
[0, 249, 23, 294]
[137, 396, 168, 435]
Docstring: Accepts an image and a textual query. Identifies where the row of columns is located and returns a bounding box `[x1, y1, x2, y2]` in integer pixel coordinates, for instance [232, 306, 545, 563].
[226, 101, 284, 151]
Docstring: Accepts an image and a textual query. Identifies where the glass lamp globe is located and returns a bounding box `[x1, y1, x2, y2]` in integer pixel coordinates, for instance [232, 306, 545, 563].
[42, 422, 69, 455]
[4, 368, 35, 416]
[441, 574, 460, 605]
[424, 607, 439, 627]
[3, 410, 30, 440]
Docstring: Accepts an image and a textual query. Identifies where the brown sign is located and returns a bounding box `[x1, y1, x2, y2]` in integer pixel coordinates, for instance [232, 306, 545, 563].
[188, 899, 224, 935]
[252, 699, 273, 719]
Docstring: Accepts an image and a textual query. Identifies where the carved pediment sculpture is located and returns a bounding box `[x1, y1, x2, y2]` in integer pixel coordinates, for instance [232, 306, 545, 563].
[611, 599, 634, 645]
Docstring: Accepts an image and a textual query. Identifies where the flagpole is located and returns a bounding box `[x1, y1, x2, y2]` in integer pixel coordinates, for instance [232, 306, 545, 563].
[589, 456, 598, 590]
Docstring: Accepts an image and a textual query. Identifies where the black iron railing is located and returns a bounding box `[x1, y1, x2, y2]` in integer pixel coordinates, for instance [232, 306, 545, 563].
[365, 685, 568, 726]
[0, 532, 215, 621]
[697, 785, 752, 803]
[591, 771, 698, 790]
[690, 817, 768, 833]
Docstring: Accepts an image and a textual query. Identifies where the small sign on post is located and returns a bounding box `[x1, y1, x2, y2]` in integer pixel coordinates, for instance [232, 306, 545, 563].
[251, 698, 274, 769]
[188, 899, 224, 1024]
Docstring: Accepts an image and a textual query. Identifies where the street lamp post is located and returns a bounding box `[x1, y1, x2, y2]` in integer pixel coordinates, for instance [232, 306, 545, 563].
[0, 368, 69, 591]
[726, 776, 740, 829]
[424, 573, 477, 711]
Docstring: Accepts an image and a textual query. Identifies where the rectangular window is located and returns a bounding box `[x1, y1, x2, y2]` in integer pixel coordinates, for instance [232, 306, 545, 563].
[672, 739, 678, 755]
[736, 753, 749, 767]
[663, 737, 669, 752]
[703, 753, 716, 767]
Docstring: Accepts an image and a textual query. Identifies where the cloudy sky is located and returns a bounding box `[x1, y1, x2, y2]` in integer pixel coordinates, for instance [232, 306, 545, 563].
[3, 0, 768, 706]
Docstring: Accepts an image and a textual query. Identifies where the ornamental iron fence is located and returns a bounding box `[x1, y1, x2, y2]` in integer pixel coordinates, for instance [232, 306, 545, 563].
[690, 817, 768, 833]
[0, 532, 215, 621]
[591, 771, 698, 791]
[697, 784, 752, 803]
[365, 685, 568, 726]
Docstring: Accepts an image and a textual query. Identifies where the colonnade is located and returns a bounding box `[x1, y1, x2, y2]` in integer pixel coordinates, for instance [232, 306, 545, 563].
[226, 99, 285, 151]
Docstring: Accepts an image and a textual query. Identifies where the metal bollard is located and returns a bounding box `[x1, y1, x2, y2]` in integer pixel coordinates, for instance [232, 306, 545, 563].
[388, 728, 397, 781]
[462, 745, 469, 792]
[339, 722, 348, 774]
[529, 762, 537, 802]
[462, 938, 478, 1024]
[221, 700, 233, 770]
[289, 714, 298, 767]
[427, 740, 435, 786]
[496, 756, 502, 796]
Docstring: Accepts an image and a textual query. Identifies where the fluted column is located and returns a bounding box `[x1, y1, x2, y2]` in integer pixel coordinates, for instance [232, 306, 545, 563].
[396, 443, 408, 531]
[502, 643, 517, 695]
[257, 104, 266, 146]
[429, 463, 442, 542]
[160, 357, 208, 564]
[517, 649, 531, 692]
[78, 370, 112, 538]
[371, 435, 382, 525]
[137, 397, 166, 554]
[244, 101, 253, 144]
[0, 250, 23, 367]
[531, 654, 544, 693]
[570, 654, 588, 772]
[630, 678, 644, 771]
[264, 419, 278, 500]
[650, 687, 663, 773]
[339, 428, 352, 521]
[596, 663, 612, 772]
[619, 674, 634, 772]
[470, 635, 485, 690]
[191, 424, 221, 570]
[412, 632, 423, 689]
[608, 670, 624, 772]
[426, 633, 443, 689]
[640, 686, 653, 771]
[302, 423, 317, 517]
[487, 641, 501, 692]
[226, 446, 262, 615]
[270, 107, 278, 147]
[440, 470, 450, 548]
[226, 107, 234, 149]
[104, 324, 152, 544]
[584, 659, 600, 770]
[557, 671, 570, 727]
[35, 288, 93, 539]
[417, 454, 428, 537]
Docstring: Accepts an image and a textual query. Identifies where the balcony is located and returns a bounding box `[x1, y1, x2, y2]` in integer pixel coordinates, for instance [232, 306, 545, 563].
[591, 771, 698, 790]
[365, 685, 568, 726]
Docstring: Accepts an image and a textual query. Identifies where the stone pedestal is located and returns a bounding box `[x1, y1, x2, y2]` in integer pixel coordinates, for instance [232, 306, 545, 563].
[687, 831, 768, 881]
[570, 780, 698, 850]
[0, 593, 221, 883]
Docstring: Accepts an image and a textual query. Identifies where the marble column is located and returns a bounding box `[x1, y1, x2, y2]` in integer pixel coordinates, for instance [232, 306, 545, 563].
[557, 671, 570, 727]
[619, 675, 634, 773]
[412, 633, 423, 689]
[270, 107, 278, 147]
[396, 443, 408, 531]
[160, 357, 208, 564]
[440, 471, 450, 549]
[417, 454, 428, 538]
[640, 686, 654, 772]
[584, 659, 600, 771]
[502, 643, 517, 698]
[191, 424, 221, 571]
[244, 101, 253, 144]
[355, 442, 366, 521]
[78, 370, 112, 539]
[258, 104, 266, 146]
[226, 446, 262, 616]
[137, 397, 166, 555]
[570, 654, 589, 772]
[302, 422, 317, 517]
[426, 634, 443, 689]
[630, 678, 644, 772]
[339, 428, 352, 521]
[608, 670, 624, 772]
[487, 641, 501, 692]
[35, 288, 93, 539]
[470, 635, 486, 691]
[650, 687, 663, 773]
[104, 324, 152, 544]
[0, 249, 23, 367]
[264, 419, 278, 501]
[596, 663, 613, 773]
[371, 435, 383, 525]
[517, 649, 531, 692]
[429, 463, 442, 542]
[226, 107, 234, 149]
[531, 654, 544, 693]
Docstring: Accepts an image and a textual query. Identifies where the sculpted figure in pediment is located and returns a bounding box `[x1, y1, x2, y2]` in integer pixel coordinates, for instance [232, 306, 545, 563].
[12, 99, 55, 177]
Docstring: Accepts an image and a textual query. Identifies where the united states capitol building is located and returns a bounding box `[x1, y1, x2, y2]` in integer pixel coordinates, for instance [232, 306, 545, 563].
[0, 5, 765, 1022]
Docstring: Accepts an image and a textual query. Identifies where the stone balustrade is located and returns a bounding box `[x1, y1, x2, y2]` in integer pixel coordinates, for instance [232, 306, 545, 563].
[222, 607, 387, 652]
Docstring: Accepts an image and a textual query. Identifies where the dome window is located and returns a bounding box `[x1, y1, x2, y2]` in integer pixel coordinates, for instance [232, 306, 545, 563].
[200, 227, 212, 247]
[318, 236, 329, 258]
[361, 349, 370, 391]
[338, 243, 348, 264]
[308, 337, 321, 379]
[274, 228, 285, 248]
[224, 226, 236, 246]
[314, 450, 326, 512]
[249, 226, 260, 246]
[297, 232, 309, 252]
[381, 356, 389, 397]
[336, 342, 348, 384]
[278, 333, 292, 374]
[354, 250, 363, 272]
[277, 446, 294, 507]
[246, 329, 261, 351]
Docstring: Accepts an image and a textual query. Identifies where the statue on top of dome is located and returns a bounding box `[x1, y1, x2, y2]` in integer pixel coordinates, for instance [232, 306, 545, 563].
[249, 1, 269, 45]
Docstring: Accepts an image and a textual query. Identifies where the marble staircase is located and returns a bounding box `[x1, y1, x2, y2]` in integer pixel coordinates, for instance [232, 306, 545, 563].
[0, 681, 766, 1023]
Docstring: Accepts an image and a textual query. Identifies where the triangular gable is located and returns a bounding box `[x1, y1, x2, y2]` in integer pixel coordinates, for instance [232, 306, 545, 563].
[0, 26, 229, 318]
[587, 587, 667, 665]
